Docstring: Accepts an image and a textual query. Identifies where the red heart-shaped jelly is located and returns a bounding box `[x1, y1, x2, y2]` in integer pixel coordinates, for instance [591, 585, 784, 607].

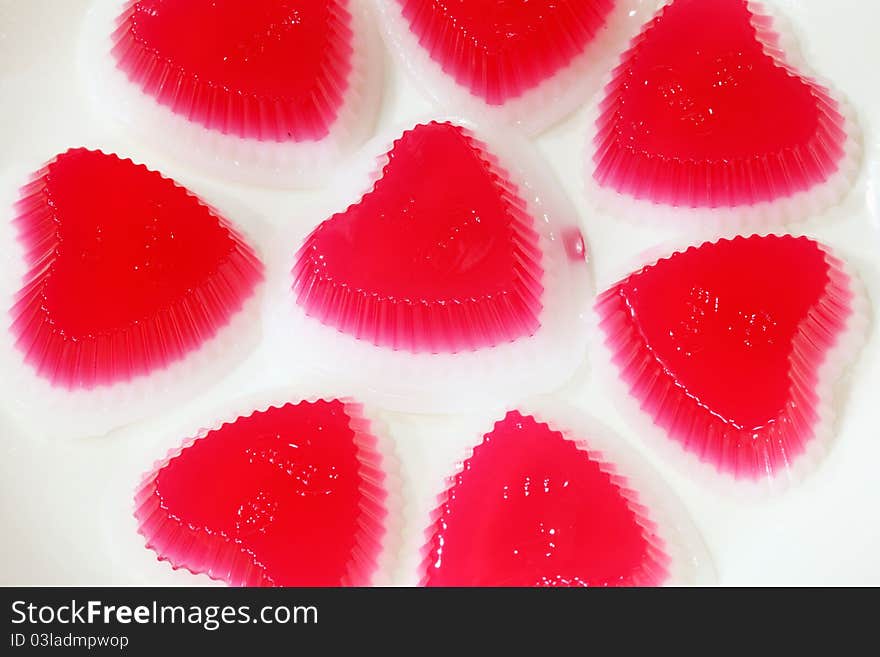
[11, 148, 262, 388]
[112, 0, 354, 141]
[596, 235, 854, 479]
[396, 0, 615, 105]
[592, 0, 847, 208]
[292, 121, 544, 353]
[135, 400, 387, 586]
[421, 411, 668, 586]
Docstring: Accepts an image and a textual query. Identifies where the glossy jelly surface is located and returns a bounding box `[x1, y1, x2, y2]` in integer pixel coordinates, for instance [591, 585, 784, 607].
[593, 0, 847, 207]
[135, 400, 386, 586]
[112, 0, 354, 141]
[11, 148, 262, 389]
[422, 411, 668, 586]
[293, 121, 544, 353]
[397, 0, 615, 104]
[597, 235, 853, 478]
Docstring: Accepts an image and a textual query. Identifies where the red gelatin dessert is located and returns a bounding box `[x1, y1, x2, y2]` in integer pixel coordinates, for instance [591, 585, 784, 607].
[10, 148, 263, 389]
[135, 400, 387, 586]
[596, 235, 857, 480]
[111, 0, 354, 142]
[421, 411, 669, 586]
[592, 0, 849, 208]
[395, 0, 615, 105]
[292, 121, 544, 353]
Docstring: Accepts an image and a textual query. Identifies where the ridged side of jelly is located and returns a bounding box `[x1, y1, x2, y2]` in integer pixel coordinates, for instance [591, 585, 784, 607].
[110, 0, 354, 142]
[291, 121, 544, 354]
[420, 410, 669, 587]
[9, 148, 263, 389]
[396, 0, 615, 105]
[134, 400, 388, 587]
[592, 0, 849, 209]
[595, 235, 855, 480]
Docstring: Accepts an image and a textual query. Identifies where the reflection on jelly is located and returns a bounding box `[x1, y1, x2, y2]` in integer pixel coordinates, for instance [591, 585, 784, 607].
[562, 227, 587, 262]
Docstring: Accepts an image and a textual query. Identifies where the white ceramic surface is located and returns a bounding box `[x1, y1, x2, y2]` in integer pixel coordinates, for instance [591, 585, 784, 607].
[0, 0, 878, 585]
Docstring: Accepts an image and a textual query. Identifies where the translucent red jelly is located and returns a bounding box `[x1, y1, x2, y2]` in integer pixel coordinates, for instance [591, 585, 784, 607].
[593, 0, 847, 208]
[112, 0, 353, 141]
[398, 0, 615, 104]
[11, 148, 262, 389]
[421, 411, 668, 586]
[292, 121, 544, 353]
[597, 235, 853, 479]
[135, 400, 387, 586]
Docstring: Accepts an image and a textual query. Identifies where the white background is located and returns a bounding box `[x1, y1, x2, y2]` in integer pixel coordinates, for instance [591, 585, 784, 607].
[0, 0, 878, 585]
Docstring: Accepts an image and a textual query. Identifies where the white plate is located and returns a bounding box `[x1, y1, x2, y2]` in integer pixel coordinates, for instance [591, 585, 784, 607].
[0, 0, 878, 585]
